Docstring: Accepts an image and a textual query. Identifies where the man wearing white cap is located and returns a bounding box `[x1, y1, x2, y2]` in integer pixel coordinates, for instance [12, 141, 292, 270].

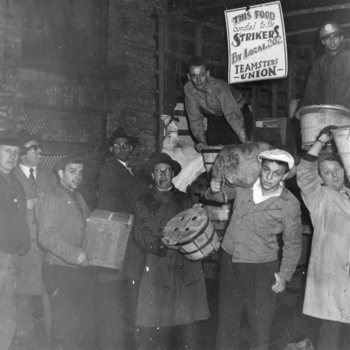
[206, 148, 302, 350]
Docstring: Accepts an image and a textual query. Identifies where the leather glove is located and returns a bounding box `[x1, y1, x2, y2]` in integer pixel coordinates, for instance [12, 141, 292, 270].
[317, 125, 338, 138]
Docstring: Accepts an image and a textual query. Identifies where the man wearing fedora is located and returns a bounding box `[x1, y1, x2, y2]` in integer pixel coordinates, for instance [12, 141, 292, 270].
[206, 149, 302, 350]
[13, 132, 56, 339]
[97, 127, 147, 349]
[37, 155, 97, 350]
[0, 130, 30, 350]
[133, 152, 209, 350]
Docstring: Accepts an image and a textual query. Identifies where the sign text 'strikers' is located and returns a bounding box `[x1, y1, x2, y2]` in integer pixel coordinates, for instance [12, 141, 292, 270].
[225, 1, 287, 83]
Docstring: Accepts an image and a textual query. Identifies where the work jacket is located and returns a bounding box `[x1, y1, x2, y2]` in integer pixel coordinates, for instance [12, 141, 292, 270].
[38, 183, 90, 268]
[301, 47, 350, 109]
[133, 186, 209, 327]
[205, 180, 302, 282]
[297, 155, 350, 323]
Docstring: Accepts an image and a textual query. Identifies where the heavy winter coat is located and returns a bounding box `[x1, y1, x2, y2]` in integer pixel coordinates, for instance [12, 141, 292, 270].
[297, 157, 350, 323]
[133, 187, 209, 327]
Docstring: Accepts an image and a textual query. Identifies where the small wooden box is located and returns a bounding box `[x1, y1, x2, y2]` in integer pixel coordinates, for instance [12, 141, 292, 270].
[82, 209, 134, 270]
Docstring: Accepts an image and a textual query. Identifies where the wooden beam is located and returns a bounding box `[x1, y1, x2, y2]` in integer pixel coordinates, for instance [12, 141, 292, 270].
[287, 22, 350, 36]
[284, 3, 350, 17]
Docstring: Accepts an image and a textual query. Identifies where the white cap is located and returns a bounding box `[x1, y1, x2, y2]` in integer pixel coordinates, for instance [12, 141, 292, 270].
[258, 149, 294, 170]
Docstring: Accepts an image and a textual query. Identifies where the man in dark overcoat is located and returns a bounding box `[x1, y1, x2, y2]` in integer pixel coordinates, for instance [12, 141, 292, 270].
[0, 131, 30, 350]
[133, 152, 209, 350]
[96, 127, 146, 349]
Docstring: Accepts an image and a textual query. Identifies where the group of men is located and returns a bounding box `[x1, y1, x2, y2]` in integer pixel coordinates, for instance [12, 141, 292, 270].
[0, 18, 349, 350]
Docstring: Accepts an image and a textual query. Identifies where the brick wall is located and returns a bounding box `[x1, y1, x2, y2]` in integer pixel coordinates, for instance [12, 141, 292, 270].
[107, 0, 165, 167]
[0, 0, 166, 169]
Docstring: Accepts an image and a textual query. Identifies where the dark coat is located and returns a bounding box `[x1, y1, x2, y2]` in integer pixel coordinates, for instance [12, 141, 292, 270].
[97, 156, 146, 280]
[133, 187, 209, 327]
[13, 164, 57, 294]
[0, 172, 30, 255]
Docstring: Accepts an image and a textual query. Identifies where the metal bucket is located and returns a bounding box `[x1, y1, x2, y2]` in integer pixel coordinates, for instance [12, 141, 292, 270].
[297, 104, 350, 150]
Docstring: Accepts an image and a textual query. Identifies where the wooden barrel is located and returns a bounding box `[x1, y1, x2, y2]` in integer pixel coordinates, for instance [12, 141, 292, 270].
[82, 209, 134, 269]
[201, 146, 224, 173]
[297, 105, 350, 150]
[163, 205, 220, 261]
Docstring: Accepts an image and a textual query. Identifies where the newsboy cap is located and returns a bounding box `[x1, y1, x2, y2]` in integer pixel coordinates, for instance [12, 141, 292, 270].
[54, 155, 86, 171]
[258, 149, 294, 170]
[0, 130, 20, 147]
[147, 152, 182, 176]
[107, 127, 138, 147]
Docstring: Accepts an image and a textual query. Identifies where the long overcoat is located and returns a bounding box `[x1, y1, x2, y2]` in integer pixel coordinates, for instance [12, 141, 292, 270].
[0, 172, 30, 350]
[133, 187, 209, 327]
[97, 156, 146, 280]
[13, 165, 56, 294]
[297, 158, 350, 323]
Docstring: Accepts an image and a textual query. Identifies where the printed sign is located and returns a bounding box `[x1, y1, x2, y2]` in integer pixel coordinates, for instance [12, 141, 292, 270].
[225, 1, 287, 83]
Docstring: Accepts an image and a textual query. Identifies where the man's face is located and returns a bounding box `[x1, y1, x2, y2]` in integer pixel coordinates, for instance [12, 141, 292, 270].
[319, 160, 345, 190]
[260, 160, 288, 192]
[58, 163, 84, 191]
[110, 137, 133, 162]
[187, 65, 210, 91]
[20, 140, 42, 167]
[322, 33, 343, 54]
[152, 163, 173, 190]
[0, 144, 19, 174]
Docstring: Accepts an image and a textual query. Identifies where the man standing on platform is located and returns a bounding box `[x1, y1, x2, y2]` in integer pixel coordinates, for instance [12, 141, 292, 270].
[97, 127, 146, 349]
[184, 56, 252, 151]
[14, 132, 56, 339]
[0, 131, 30, 350]
[299, 20, 350, 109]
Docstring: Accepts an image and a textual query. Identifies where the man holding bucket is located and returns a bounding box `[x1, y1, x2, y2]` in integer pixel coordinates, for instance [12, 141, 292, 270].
[132, 152, 209, 350]
[299, 21, 350, 109]
[297, 126, 350, 350]
[206, 149, 302, 350]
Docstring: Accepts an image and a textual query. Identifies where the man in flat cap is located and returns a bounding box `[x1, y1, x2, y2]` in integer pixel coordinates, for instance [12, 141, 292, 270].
[206, 149, 302, 350]
[133, 152, 209, 350]
[13, 132, 56, 339]
[0, 131, 30, 350]
[37, 155, 97, 350]
[96, 127, 147, 349]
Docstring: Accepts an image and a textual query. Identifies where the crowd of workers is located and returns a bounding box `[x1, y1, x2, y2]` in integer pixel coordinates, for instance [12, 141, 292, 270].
[0, 19, 349, 350]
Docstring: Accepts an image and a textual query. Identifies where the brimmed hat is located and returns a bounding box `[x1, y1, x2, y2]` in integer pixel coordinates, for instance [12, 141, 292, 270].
[0, 130, 20, 147]
[54, 155, 86, 172]
[147, 152, 182, 176]
[18, 130, 41, 146]
[107, 127, 138, 147]
[258, 149, 294, 170]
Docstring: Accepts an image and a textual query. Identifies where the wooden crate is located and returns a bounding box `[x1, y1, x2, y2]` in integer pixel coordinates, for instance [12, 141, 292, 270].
[82, 209, 134, 270]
